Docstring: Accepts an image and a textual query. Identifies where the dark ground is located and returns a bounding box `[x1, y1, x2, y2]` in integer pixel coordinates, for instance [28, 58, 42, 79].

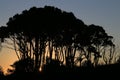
[1, 63, 119, 80]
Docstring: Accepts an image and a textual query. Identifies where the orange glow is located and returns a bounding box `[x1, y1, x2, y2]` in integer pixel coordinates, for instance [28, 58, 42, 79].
[0, 47, 18, 74]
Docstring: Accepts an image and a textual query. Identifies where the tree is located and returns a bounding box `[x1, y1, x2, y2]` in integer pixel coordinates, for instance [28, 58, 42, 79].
[0, 6, 86, 71]
[73, 24, 115, 66]
[87, 24, 115, 65]
[0, 6, 115, 72]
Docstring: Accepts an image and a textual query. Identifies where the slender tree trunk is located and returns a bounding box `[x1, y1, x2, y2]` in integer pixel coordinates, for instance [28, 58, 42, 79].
[49, 41, 53, 62]
[35, 36, 39, 72]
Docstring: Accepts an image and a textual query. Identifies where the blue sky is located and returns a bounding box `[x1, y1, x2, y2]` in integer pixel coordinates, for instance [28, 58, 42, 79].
[0, 0, 120, 73]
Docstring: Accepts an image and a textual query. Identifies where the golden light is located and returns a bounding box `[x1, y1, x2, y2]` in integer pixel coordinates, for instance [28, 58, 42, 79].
[0, 47, 18, 74]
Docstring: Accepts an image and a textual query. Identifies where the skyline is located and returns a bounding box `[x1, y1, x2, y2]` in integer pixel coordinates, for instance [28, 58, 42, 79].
[0, 0, 120, 73]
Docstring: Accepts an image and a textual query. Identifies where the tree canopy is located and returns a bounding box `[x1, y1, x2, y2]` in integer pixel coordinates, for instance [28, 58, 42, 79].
[0, 6, 115, 72]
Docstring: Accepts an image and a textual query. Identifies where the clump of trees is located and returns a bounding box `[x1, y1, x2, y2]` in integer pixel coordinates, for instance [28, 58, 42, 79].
[0, 6, 116, 72]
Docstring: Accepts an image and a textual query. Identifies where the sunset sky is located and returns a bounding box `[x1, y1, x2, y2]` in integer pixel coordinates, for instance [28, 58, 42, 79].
[0, 0, 120, 73]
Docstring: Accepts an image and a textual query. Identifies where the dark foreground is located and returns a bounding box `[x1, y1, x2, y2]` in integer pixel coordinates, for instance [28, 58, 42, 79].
[1, 63, 120, 80]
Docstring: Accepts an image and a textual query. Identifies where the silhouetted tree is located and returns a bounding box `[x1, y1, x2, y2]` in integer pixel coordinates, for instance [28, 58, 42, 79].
[80, 24, 115, 66]
[87, 24, 115, 65]
[0, 6, 86, 71]
[0, 6, 115, 73]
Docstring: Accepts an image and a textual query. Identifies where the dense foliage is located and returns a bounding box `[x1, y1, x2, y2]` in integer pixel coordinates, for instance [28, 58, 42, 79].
[0, 6, 115, 74]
